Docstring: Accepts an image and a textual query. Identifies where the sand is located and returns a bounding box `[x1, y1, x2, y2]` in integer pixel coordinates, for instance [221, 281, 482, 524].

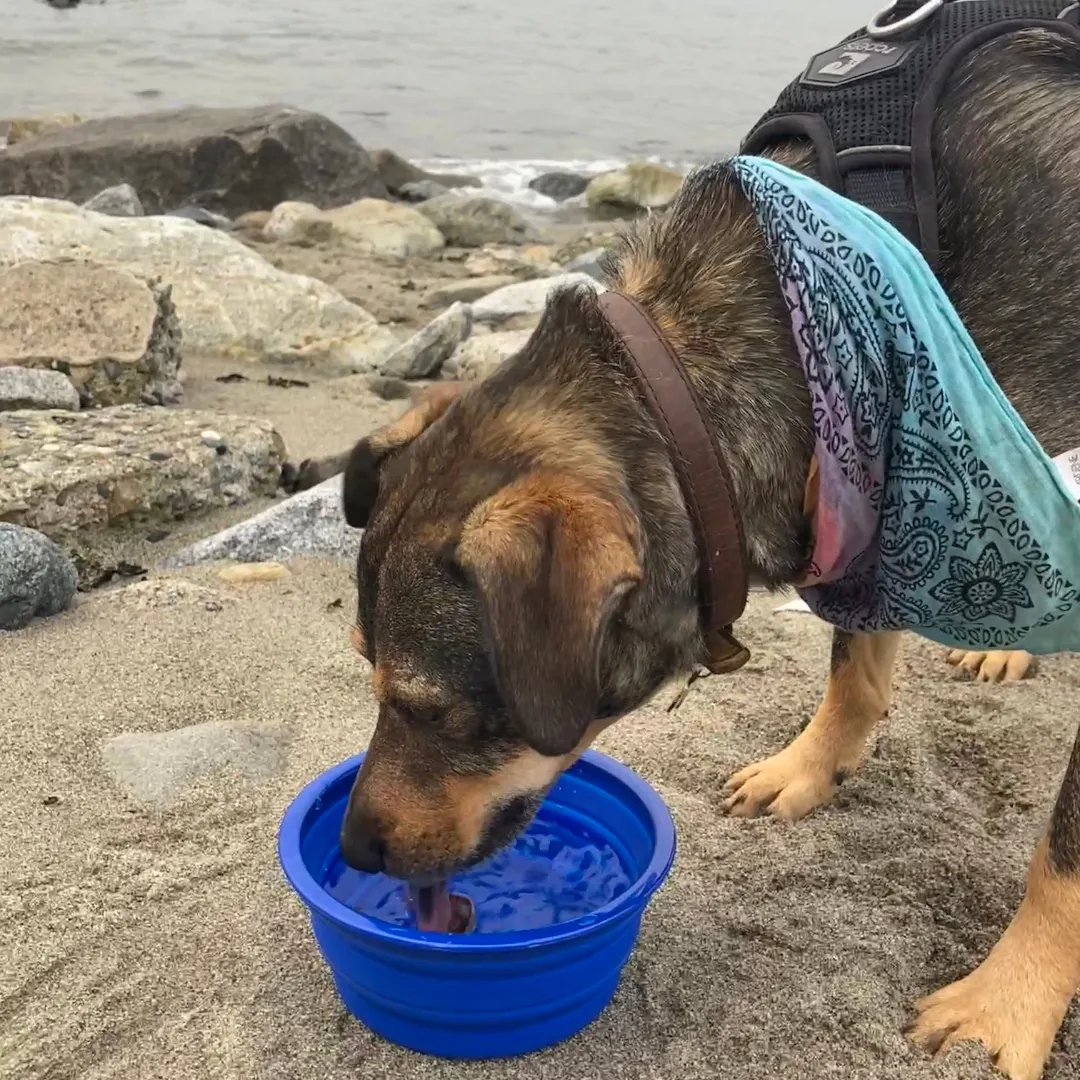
[2, 570, 1078, 1080]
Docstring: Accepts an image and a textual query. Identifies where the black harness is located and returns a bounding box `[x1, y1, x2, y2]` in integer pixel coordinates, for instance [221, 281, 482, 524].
[742, 0, 1080, 267]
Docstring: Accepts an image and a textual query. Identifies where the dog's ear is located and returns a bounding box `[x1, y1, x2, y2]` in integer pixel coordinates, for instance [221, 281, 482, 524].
[342, 382, 463, 528]
[456, 473, 642, 756]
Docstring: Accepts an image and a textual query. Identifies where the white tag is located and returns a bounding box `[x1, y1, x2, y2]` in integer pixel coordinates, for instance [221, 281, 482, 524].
[1053, 446, 1080, 501]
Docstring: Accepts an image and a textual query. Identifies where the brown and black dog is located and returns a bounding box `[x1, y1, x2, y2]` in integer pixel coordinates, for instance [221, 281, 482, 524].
[287, 26, 1080, 1080]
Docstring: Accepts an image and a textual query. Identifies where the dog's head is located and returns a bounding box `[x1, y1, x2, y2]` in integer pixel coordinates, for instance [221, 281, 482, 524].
[337, 335, 652, 881]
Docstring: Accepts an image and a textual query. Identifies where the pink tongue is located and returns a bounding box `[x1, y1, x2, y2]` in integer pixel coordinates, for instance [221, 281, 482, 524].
[410, 882, 475, 933]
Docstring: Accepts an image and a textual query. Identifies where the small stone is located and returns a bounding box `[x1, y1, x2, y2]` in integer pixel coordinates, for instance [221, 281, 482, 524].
[367, 375, 413, 401]
[472, 273, 606, 326]
[234, 210, 272, 234]
[82, 183, 144, 217]
[421, 275, 518, 309]
[0, 367, 80, 411]
[560, 247, 610, 282]
[528, 171, 589, 202]
[217, 561, 290, 584]
[398, 180, 449, 203]
[200, 429, 223, 449]
[382, 302, 472, 380]
[0, 523, 78, 631]
[166, 205, 233, 230]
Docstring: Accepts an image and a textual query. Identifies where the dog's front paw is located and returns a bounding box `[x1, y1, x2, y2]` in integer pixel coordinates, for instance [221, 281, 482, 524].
[279, 458, 319, 496]
[945, 649, 1036, 683]
[907, 951, 1067, 1080]
[722, 735, 843, 820]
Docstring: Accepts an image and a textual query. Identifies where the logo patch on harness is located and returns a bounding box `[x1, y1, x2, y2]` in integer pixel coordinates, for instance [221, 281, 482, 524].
[800, 37, 916, 88]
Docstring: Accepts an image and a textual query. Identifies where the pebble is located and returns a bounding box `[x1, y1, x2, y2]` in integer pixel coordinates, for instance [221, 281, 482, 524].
[0, 367, 81, 412]
[200, 429, 223, 449]
[0, 523, 78, 632]
[217, 562, 290, 584]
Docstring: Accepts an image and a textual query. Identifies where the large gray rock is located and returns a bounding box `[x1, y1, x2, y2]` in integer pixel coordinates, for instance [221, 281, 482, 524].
[382, 302, 472, 379]
[162, 474, 360, 568]
[371, 149, 481, 195]
[0, 199, 397, 371]
[101, 721, 290, 808]
[0, 105, 389, 216]
[445, 329, 533, 382]
[418, 194, 538, 247]
[0, 523, 78, 631]
[0, 260, 182, 406]
[82, 183, 144, 217]
[0, 367, 80, 411]
[0, 405, 284, 540]
[472, 272, 606, 325]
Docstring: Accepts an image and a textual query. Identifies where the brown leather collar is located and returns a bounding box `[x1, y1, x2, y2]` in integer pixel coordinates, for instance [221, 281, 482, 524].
[598, 291, 751, 674]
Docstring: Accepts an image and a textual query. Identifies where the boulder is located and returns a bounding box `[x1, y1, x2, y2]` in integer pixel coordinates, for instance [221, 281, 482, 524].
[371, 149, 481, 195]
[463, 243, 556, 279]
[0, 198, 398, 371]
[528, 171, 589, 202]
[421, 275, 519, 309]
[585, 162, 685, 213]
[0, 260, 182, 406]
[418, 195, 538, 248]
[5, 113, 83, 146]
[0, 405, 284, 540]
[472, 272, 605, 326]
[0, 523, 78, 632]
[162, 474, 361, 569]
[0, 105, 389, 216]
[0, 367, 80, 412]
[382, 302, 471, 380]
[82, 183, 144, 217]
[262, 197, 445, 257]
[445, 329, 533, 382]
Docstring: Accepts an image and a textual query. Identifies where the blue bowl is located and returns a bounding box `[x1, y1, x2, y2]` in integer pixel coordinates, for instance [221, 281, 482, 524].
[277, 749, 676, 1060]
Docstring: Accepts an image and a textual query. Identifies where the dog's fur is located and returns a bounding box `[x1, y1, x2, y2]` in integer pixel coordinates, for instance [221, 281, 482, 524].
[289, 29, 1080, 1080]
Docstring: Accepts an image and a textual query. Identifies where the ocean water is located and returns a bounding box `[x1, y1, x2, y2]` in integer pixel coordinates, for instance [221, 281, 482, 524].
[5, 0, 879, 199]
[325, 808, 632, 934]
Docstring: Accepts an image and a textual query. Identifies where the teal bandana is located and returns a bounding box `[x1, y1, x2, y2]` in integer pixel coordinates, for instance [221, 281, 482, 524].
[728, 155, 1080, 654]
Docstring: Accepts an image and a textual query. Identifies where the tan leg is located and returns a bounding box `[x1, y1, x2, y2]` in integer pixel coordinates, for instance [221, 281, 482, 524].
[907, 729, 1080, 1080]
[945, 649, 1036, 683]
[723, 629, 902, 819]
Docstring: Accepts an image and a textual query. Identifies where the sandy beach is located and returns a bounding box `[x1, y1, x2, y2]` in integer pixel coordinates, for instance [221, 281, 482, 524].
[2, 574, 1077, 1080]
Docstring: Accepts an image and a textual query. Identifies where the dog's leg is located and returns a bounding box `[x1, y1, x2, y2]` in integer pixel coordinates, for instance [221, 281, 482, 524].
[723, 629, 901, 819]
[907, 725, 1080, 1080]
[944, 649, 1036, 683]
[278, 452, 350, 495]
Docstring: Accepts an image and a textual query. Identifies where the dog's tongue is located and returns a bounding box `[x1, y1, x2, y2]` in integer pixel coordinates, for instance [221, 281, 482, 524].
[410, 882, 475, 934]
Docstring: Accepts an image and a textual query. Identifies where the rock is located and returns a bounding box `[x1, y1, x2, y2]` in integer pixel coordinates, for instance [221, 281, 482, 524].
[421, 275, 519, 308]
[0, 105, 389, 216]
[528, 171, 589, 202]
[367, 374, 413, 401]
[382, 302, 471, 380]
[234, 210, 271, 235]
[447, 330, 533, 382]
[166, 205, 233, 230]
[585, 162, 685, 213]
[0, 405, 284, 540]
[472, 272, 606, 326]
[560, 246, 610, 282]
[106, 577, 229, 612]
[0, 259, 182, 407]
[101, 721, 290, 808]
[161, 474, 361, 569]
[5, 113, 83, 146]
[554, 230, 620, 264]
[398, 180, 449, 203]
[218, 561, 290, 584]
[0, 198, 398, 371]
[262, 197, 445, 258]
[371, 149, 481, 195]
[417, 195, 538, 248]
[463, 243, 556, 279]
[0, 523, 78, 631]
[0, 367, 80, 412]
[82, 183, 144, 217]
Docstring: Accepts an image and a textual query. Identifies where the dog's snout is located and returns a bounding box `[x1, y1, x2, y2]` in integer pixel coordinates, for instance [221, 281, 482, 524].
[339, 810, 388, 874]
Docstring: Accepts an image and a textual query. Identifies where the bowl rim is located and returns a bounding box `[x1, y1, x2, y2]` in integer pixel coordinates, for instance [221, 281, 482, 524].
[277, 748, 676, 953]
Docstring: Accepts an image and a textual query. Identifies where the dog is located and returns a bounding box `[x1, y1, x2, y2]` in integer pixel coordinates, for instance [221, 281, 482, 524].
[286, 22, 1080, 1080]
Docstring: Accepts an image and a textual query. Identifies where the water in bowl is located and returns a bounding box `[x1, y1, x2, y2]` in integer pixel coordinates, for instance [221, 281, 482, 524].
[324, 807, 632, 933]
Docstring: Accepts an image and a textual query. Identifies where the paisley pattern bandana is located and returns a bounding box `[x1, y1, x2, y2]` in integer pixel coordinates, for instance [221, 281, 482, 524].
[729, 154, 1080, 654]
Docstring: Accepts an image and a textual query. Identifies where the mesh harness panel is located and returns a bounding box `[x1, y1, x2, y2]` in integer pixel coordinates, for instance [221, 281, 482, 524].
[741, 0, 1080, 266]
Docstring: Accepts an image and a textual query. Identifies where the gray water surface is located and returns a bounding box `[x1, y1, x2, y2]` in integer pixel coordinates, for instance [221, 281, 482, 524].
[4, 0, 880, 163]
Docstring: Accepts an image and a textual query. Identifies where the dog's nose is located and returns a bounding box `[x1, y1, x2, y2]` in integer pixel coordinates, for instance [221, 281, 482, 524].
[339, 811, 388, 874]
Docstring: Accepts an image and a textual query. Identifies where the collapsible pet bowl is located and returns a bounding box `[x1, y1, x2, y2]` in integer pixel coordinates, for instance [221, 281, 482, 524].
[277, 749, 676, 1059]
